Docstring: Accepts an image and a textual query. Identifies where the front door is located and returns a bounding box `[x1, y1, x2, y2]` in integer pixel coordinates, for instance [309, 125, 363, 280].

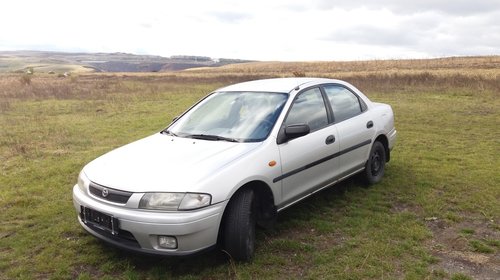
[277, 87, 340, 207]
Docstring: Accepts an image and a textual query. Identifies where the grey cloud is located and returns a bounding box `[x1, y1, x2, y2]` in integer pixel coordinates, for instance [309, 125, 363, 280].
[324, 12, 441, 47]
[314, 0, 500, 15]
[327, 26, 420, 46]
[434, 15, 500, 55]
[322, 10, 500, 57]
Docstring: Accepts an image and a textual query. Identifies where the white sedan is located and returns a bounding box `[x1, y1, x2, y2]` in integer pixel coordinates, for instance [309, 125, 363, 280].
[73, 78, 396, 261]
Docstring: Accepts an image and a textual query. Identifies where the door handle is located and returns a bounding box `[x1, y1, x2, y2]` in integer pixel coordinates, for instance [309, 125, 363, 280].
[366, 121, 373, 129]
[325, 135, 335, 145]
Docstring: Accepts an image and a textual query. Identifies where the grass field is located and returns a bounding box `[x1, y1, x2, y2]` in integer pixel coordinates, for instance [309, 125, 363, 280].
[0, 59, 499, 279]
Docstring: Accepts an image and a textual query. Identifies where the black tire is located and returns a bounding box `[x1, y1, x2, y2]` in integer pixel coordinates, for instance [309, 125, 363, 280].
[363, 141, 386, 185]
[222, 188, 256, 261]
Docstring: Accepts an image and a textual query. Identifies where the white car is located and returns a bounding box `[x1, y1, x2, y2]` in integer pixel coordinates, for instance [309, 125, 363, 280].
[73, 78, 396, 261]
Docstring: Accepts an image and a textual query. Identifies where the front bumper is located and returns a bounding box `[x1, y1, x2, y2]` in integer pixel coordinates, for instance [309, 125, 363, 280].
[73, 185, 226, 256]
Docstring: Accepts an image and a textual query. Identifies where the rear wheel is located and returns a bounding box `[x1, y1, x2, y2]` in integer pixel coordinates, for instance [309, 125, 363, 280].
[222, 188, 256, 261]
[363, 141, 386, 185]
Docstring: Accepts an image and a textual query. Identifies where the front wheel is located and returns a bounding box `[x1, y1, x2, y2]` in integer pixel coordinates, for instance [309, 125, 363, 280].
[222, 188, 256, 261]
[363, 141, 386, 185]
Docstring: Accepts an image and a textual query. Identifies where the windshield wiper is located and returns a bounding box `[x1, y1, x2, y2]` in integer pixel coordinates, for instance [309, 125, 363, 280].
[161, 130, 177, 137]
[185, 134, 240, 142]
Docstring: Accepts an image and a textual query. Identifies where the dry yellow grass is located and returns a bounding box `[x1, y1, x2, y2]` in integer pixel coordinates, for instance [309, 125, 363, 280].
[2, 55, 498, 104]
[184, 56, 500, 93]
[186, 56, 500, 77]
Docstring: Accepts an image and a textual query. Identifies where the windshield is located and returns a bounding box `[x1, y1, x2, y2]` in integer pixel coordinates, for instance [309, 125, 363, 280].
[168, 91, 288, 142]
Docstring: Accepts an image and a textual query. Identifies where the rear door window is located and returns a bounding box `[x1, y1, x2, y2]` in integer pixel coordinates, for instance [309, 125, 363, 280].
[323, 85, 363, 123]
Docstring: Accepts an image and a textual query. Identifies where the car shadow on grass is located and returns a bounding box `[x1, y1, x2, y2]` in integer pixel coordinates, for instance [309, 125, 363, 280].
[93, 241, 231, 278]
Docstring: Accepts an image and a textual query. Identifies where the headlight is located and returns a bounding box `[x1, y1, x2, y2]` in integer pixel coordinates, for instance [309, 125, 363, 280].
[139, 193, 211, 211]
[179, 193, 212, 210]
[77, 171, 89, 192]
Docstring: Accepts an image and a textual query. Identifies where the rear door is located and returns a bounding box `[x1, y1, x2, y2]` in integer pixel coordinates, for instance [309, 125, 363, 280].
[323, 85, 375, 176]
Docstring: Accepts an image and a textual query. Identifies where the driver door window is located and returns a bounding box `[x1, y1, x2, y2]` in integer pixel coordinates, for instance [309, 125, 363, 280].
[285, 88, 328, 131]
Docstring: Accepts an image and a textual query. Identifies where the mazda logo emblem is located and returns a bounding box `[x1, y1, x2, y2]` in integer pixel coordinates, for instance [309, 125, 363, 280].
[102, 188, 109, 197]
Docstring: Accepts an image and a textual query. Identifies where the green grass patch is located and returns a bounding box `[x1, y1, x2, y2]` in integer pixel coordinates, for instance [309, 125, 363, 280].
[485, 239, 500, 248]
[469, 240, 495, 253]
[451, 273, 473, 280]
[460, 228, 475, 235]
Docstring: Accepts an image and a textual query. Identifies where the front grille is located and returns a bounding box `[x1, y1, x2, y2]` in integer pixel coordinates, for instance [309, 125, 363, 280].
[89, 182, 132, 204]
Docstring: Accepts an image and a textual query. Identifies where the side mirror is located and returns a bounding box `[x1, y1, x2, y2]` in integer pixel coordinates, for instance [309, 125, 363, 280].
[277, 124, 310, 144]
[285, 124, 310, 138]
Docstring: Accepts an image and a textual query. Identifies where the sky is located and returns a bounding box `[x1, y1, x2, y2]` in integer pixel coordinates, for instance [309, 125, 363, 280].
[1, 0, 499, 61]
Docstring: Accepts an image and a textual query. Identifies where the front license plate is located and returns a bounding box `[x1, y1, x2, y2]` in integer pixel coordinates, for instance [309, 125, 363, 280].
[80, 206, 119, 235]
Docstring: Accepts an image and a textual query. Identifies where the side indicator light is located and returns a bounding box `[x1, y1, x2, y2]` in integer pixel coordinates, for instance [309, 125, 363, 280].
[268, 160, 277, 167]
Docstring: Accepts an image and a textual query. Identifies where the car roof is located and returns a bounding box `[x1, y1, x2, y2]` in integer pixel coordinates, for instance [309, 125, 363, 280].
[217, 77, 342, 93]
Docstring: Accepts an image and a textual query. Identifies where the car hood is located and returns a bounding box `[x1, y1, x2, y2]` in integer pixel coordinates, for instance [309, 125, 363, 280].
[83, 133, 261, 193]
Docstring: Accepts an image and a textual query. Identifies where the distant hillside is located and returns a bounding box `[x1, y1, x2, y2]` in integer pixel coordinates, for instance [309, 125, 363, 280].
[0, 51, 254, 73]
